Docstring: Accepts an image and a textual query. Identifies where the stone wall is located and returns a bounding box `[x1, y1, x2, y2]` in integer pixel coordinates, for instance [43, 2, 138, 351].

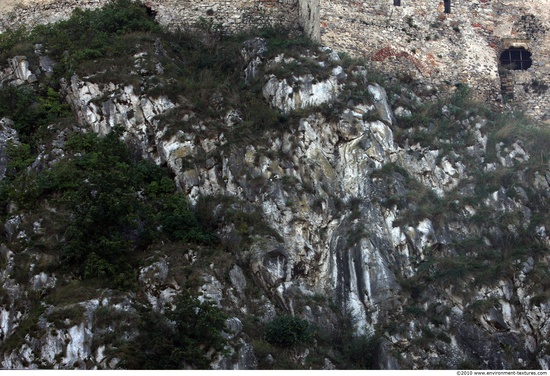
[0, 0, 106, 31]
[320, 0, 550, 122]
[492, 0, 550, 121]
[152, 0, 300, 34]
[0, 0, 318, 38]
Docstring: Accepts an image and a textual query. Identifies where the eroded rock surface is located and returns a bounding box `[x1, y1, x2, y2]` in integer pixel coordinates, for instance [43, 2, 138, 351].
[0, 33, 548, 370]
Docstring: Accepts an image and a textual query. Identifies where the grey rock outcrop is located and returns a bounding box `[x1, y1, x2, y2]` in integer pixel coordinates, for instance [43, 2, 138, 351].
[0, 32, 548, 370]
[262, 57, 345, 113]
[242, 37, 268, 84]
[8, 56, 37, 85]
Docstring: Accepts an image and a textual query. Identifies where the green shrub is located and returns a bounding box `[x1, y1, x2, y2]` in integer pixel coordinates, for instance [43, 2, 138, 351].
[265, 315, 312, 348]
[28, 129, 214, 286]
[46, 305, 86, 329]
[39, 87, 72, 122]
[317, 308, 382, 370]
[159, 193, 217, 244]
[29, 0, 160, 77]
[195, 195, 281, 247]
[0, 84, 73, 154]
[0, 27, 29, 59]
[0, 86, 44, 143]
[341, 332, 381, 369]
[5, 142, 34, 177]
[405, 305, 424, 317]
[121, 292, 228, 369]
[0, 301, 46, 353]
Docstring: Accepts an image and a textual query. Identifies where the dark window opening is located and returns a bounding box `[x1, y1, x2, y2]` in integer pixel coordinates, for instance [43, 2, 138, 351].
[394, 0, 401, 5]
[500, 47, 532, 70]
[444, 0, 451, 13]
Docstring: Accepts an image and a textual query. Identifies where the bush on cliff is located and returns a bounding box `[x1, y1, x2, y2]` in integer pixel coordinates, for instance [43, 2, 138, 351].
[121, 292, 228, 369]
[265, 315, 312, 348]
[0, 127, 217, 288]
[31, 0, 159, 74]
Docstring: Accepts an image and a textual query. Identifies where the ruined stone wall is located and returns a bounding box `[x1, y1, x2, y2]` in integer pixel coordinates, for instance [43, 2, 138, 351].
[0, 0, 311, 36]
[492, 0, 550, 121]
[320, 0, 550, 122]
[152, 0, 301, 33]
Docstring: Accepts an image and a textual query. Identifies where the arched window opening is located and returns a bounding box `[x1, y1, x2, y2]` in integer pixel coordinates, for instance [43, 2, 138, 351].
[500, 47, 532, 70]
[444, 0, 451, 13]
[394, 0, 401, 6]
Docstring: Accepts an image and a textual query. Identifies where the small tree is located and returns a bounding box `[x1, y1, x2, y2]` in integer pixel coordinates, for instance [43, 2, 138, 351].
[265, 315, 312, 348]
[123, 292, 228, 369]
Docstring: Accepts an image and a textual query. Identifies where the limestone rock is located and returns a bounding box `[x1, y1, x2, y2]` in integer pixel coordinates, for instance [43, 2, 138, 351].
[8, 56, 37, 84]
[368, 84, 395, 125]
[242, 38, 268, 83]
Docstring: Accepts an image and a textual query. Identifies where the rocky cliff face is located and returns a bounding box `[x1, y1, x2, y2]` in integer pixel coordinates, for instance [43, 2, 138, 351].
[0, 3, 549, 370]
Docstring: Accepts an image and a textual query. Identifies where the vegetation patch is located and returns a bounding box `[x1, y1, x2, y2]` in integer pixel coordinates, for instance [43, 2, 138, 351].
[0, 127, 217, 289]
[119, 293, 228, 369]
[46, 305, 86, 329]
[264, 315, 312, 348]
